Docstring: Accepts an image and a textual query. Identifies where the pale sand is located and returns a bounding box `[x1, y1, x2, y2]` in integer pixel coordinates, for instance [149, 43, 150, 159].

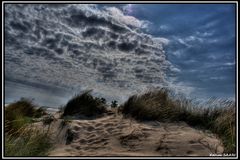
[43, 113, 224, 156]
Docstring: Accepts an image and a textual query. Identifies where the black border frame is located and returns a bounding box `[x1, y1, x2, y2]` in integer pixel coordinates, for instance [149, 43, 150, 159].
[2, 1, 238, 159]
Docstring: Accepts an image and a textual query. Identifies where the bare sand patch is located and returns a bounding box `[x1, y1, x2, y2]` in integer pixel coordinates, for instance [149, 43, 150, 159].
[46, 114, 223, 156]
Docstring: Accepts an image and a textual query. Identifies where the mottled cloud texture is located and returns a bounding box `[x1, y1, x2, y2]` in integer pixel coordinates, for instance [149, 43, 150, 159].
[123, 4, 235, 99]
[5, 4, 174, 103]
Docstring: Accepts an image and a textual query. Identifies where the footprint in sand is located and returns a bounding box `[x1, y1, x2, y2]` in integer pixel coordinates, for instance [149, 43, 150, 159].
[73, 125, 81, 131]
[86, 126, 95, 132]
[191, 144, 207, 150]
[116, 125, 129, 129]
[104, 123, 114, 127]
[90, 138, 109, 145]
[79, 139, 87, 144]
[141, 127, 154, 131]
[65, 148, 72, 152]
[189, 140, 197, 144]
[186, 150, 194, 154]
[95, 123, 102, 127]
[106, 127, 118, 133]
[75, 146, 81, 150]
[96, 130, 108, 136]
[87, 134, 97, 139]
[87, 137, 99, 144]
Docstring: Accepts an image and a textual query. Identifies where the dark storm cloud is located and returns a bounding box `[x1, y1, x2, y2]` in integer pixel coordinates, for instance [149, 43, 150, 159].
[10, 21, 29, 32]
[6, 3, 235, 104]
[106, 41, 117, 50]
[5, 4, 171, 102]
[134, 48, 150, 55]
[82, 27, 106, 38]
[41, 38, 58, 49]
[117, 42, 136, 52]
[65, 8, 127, 34]
[54, 48, 64, 55]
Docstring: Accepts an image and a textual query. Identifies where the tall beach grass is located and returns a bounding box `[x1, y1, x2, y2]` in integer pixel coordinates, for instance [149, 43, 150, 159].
[62, 90, 107, 117]
[4, 98, 52, 156]
[120, 89, 236, 153]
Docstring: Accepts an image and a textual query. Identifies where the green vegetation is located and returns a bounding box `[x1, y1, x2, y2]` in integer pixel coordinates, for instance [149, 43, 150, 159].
[111, 100, 118, 108]
[5, 128, 52, 156]
[5, 98, 46, 134]
[4, 98, 52, 156]
[120, 89, 236, 153]
[4, 89, 236, 155]
[62, 90, 107, 117]
[100, 98, 106, 104]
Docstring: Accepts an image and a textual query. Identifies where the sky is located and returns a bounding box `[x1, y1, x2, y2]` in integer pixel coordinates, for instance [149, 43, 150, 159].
[4, 4, 236, 107]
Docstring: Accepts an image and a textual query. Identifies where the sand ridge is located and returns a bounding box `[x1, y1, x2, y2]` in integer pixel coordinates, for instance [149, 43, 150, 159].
[47, 114, 224, 156]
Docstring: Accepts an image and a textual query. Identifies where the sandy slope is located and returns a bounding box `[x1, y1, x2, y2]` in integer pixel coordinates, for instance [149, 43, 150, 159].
[46, 113, 224, 156]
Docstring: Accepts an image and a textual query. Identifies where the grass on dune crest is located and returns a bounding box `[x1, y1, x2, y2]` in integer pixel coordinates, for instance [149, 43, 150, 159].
[4, 98, 52, 156]
[62, 90, 107, 117]
[120, 89, 236, 153]
[4, 90, 236, 155]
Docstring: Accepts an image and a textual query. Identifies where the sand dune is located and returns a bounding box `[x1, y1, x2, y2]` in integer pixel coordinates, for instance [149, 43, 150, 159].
[42, 112, 224, 157]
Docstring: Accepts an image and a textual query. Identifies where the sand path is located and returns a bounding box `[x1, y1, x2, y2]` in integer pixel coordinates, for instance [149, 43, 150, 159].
[48, 114, 224, 156]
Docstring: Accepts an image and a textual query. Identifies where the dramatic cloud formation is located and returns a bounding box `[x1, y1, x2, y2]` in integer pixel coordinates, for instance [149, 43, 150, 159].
[5, 4, 173, 105]
[126, 4, 235, 99]
[5, 4, 236, 106]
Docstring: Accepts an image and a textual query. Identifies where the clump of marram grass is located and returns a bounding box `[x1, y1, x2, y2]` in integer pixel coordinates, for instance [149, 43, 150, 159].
[5, 98, 46, 134]
[5, 98, 53, 156]
[120, 89, 236, 153]
[5, 126, 52, 156]
[62, 90, 107, 117]
[210, 100, 235, 153]
[121, 89, 179, 121]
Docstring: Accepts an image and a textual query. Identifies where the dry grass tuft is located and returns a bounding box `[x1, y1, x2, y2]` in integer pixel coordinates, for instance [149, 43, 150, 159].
[62, 90, 107, 117]
[120, 89, 236, 153]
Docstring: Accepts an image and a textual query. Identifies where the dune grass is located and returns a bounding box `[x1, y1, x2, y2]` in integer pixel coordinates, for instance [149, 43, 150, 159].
[62, 90, 107, 117]
[5, 98, 47, 134]
[4, 98, 52, 156]
[5, 98, 35, 133]
[120, 89, 236, 153]
[5, 127, 52, 156]
[4, 90, 236, 155]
